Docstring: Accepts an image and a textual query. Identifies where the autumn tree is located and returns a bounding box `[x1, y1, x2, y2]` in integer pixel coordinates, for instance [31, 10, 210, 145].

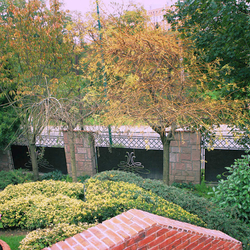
[83, 11, 242, 184]
[50, 73, 101, 182]
[0, 0, 75, 179]
[166, 0, 250, 141]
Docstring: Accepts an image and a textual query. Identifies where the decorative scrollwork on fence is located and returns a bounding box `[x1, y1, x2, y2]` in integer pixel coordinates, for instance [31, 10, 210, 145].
[24, 149, 55, 171]
[117, 152, 150, 175]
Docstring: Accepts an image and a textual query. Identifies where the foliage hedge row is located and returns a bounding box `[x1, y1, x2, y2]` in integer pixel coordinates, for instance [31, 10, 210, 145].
[2, 170, 250, 249]
[0, 178, 204, 230]
[93, 170, 250, 248]
[85, 178, 205, 226]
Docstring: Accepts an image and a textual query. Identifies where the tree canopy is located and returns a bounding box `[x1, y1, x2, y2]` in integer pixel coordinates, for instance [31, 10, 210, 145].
[0, 0, 76, 179]
[82, 9, 240, 183]
[166, 0, 250, 101]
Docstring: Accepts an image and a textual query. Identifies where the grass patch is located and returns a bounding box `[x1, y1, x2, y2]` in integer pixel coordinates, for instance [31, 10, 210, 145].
[0, 235, 26, 249]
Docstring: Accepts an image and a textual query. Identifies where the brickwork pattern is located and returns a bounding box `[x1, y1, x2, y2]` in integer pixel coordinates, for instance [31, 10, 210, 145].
[63, 131, 96, 177]
[170, 132, 201, 184]
[43, 209, 242, 250]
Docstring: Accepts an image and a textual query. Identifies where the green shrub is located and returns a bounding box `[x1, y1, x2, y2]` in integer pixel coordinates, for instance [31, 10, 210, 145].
[211, 154, 250, 222]
[0, 169, 33, 190]
[25, 195, 89, 229]
[172, 181, 196, 191]
[19, 222, 97, 250]
[41, 170, 67, 181]
[0, 180, 84, 204]
[0, 195, 43, 228]
[0, 178, 205, 230]
[172, 180, 214, 199]
[0, 194, 90, 229]
[41, 170, 90, 183]
[84, 178, 205, 227]
[93, 170, 250, 248]
[194, 180, 214, 199]
[77, 175, 91, 183]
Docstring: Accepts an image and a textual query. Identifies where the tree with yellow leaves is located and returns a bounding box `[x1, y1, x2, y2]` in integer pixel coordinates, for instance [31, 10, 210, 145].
[0, 0, 75, 179]
[83, 10, 243, 184]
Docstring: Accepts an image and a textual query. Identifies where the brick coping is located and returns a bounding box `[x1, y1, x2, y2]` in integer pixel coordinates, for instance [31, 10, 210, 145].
[44, 209, 242, 250]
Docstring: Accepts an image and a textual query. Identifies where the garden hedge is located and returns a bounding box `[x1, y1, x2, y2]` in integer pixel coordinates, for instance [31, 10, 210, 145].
[0, 178, 204, 230]
[84, 178, 205, 226]
[0, 180, 84, 204]
[93, 170, 250, 248]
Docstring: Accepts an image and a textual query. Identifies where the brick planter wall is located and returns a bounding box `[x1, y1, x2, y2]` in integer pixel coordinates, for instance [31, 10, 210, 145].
[170, 132, 201, 184]
[43, 209, 242, 250]
[63, 131, 96, 177]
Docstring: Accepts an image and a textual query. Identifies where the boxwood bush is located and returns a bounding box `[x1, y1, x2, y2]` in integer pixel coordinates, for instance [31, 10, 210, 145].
[84, 178, 205, 227]
[19, 222, 97, 250]
[0, 178, 205, 230]
[0, 180, 84, 204]
[93, 170, 250, 248]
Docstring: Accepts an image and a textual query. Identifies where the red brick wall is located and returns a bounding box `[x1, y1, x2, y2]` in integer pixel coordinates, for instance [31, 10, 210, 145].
[170, 132, 201, 184]
[63, 131, 96, 177]
[43, 209, 242, 250]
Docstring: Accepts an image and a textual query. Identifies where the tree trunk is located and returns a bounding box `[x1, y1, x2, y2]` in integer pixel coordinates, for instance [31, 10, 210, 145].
[68, 130, 78, 182]
[162, 137, 171, 185]
[29, 143, 39, 181]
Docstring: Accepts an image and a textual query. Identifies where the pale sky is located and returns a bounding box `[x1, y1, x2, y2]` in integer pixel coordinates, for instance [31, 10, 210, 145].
[61, 0, 176, 15]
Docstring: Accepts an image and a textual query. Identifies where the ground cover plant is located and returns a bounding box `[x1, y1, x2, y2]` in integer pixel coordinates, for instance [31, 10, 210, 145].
[0, 177, 204, 249]
[93, 170, 250, 249]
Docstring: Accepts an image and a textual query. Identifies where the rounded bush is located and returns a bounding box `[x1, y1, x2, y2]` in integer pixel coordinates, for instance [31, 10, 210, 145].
[0, 180, 84, 204]
[0, 195, 44, 228]
[0, 178, 205, 230]
[25, 195, 89, 229]
[211, 154, 250, 222]
[19, 222, 97, 250]
[85, 178, 206, 227]
[0, 194, 90, 229]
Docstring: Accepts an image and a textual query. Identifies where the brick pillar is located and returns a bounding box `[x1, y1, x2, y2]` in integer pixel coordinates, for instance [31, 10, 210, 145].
[169, 132, 201, 184]
[63, 131, 96, 177]
[0, 149, 14, 171]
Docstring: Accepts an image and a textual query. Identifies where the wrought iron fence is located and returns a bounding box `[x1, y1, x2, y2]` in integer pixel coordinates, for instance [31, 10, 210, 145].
[94, 132, 163, 150]
[13, 130, 250, 151]
[13, 135, 64, 148]
[201, 135, 250, 150]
